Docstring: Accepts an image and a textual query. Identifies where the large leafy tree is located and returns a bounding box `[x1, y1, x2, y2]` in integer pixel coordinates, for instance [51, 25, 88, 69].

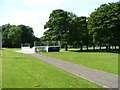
[88, 2, 120, 50]
[1, 24, 36, 47]
[7, 26, 22, 47]
[2, 25, 22, 47]
[43, 9, 88, 51]
[44, 9, 71, 51]
[2, 24, 13, 47]
[76, 17, 88, 50]
[68, 16, 88, 50]
[18, 25, 35, 46]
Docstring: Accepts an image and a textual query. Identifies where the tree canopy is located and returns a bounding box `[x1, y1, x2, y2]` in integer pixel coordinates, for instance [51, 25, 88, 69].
[43, 9, 88, 50]
[88, 2, 120, 50]
[1, 1, 119, 51]
[1, 24, 37, 48]
[42, 2, 120, 51]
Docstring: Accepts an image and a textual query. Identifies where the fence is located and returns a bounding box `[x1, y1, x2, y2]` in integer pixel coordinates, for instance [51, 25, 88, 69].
[34, 41, 61, 52]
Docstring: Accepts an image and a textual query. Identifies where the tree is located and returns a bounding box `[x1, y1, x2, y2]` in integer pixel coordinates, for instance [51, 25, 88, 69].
[7, 26, 22, 47]
[2, 25, 22, 47]
[1, 24, 36, 48]
[1, 24, 12, 47]
[44, 9, 71, 51]
[1, 23, 11, 32]
[44, 9, 89, 51]
[77, 17, 88, 50]
[68, 16, 88, 50]
[88, 2, 120, 51]
[18, 25, 35, 47]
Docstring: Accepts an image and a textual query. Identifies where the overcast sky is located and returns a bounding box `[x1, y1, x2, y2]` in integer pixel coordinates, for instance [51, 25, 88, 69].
[0, 0, 118, 38]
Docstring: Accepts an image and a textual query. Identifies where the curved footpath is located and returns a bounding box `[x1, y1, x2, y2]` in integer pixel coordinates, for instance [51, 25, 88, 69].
[16, 50, 119, 89]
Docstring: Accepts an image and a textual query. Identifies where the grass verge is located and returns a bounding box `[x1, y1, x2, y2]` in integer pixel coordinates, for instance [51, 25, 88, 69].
[0, 49, 2, 89]
[2, 49, 104, 88]
[39, 51, 118, 74]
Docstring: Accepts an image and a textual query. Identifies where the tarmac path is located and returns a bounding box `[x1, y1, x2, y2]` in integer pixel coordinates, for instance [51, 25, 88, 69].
[28, 53, 119, 88]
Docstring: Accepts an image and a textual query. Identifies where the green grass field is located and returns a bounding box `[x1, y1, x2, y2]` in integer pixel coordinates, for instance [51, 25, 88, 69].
[0, 49, 2, 89]
[39, 51, 118, 74]
[2, 49, 104, 88]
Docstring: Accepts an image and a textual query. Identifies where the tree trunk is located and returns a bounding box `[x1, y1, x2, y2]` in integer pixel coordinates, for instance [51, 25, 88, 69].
[80, 45, 83, 51]
[106, 46, 108, 50]
[65, 44, 68, 51]
[106, 46, 109, 51]
[99, 45, 101, 50]
[115, 46, 116, 50]
[108, 46, 110, 50]
[111, 45, 114, 52]
[93, 46, 95, 50]
[86, 45, 89, 51]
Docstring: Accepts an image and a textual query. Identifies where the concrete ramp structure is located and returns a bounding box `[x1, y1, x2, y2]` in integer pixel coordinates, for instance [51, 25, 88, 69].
[34, 41, 61, 52]
[21, 46, 35, 53]
[21, 43, 35, 53]
[21, 41, 61, 53]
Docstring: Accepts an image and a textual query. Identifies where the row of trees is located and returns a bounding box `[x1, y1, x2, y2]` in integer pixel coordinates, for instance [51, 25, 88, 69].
[41, 2, 120, 51]
[1, 24, 39, 48]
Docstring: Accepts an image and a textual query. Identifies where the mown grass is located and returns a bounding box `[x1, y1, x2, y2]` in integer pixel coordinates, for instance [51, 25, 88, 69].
[0, 49, 2, 89]
[2, 49, 104, 88]
[39, 51, 118, 74]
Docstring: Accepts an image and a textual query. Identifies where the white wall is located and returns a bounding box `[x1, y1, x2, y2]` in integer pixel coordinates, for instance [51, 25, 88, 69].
[21, 47, 35, 53]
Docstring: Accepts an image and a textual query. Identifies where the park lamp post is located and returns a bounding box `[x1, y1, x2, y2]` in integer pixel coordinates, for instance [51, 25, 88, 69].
[0, 28, 2, 49]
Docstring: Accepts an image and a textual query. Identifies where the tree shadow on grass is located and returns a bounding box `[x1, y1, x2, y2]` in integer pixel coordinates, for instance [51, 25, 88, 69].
[69, 49, 120, 54]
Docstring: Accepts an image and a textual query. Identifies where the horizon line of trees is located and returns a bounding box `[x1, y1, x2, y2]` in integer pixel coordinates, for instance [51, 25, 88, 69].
[41, 1, 120, 51]
[0, 1, 119, 51]
[0, 24, 40, 48]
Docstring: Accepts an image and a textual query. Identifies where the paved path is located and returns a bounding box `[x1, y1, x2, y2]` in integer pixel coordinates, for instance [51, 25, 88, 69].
[28, 53, 119, 88]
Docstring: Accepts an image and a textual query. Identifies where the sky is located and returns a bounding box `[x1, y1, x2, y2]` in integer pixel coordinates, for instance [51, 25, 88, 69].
[0, 0, 118, 38]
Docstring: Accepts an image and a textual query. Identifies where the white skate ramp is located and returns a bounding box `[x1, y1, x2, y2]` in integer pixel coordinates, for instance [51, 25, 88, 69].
[16, 47, 35, 54]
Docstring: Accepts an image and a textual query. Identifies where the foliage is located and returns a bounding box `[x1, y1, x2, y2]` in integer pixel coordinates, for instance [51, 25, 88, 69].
[1, 2, 120, 50]
[42, 2, 120, 51]
[44, 9, 70, 41]
[69, 16, 88, 50]
[43, 9, 70, 50]
[88, 2, 120, 48]
[18, 25, 35, 46]
[1, 24, 38, 47]
[7, 26, 22, 47]
[43, 9, 88, 50]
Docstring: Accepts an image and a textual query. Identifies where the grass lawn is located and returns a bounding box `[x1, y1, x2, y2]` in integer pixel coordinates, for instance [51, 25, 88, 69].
[39, 51, 118, 75]
[0, 49, 2, 89]
[2, 49, 104, 88]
